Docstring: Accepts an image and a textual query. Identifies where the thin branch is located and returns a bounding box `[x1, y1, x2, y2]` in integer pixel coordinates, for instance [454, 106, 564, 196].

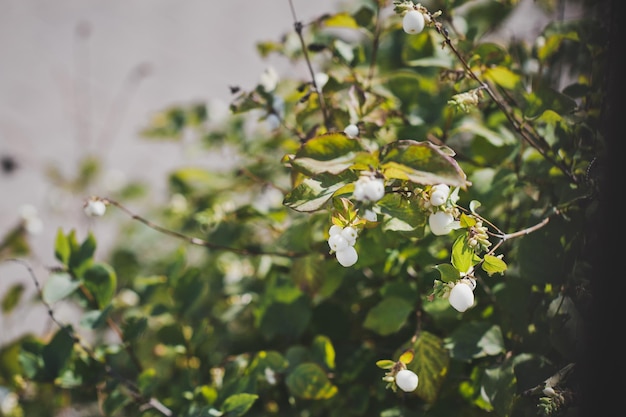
[288, 0, 331, 131]
[430, 17, 578, 185]
[100, 197, 307, 258]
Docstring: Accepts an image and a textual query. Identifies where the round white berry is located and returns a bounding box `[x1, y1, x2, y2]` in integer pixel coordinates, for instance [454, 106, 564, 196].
[395, 369, 419, 392]
[353, 176, 385, 203]
[84, 199, 107, 217]
[449, 282, 475, 312]
[429, 184, 450, 207]
[428, 211, 460, 236]
[329, 225, 343, 236]
[340, 226, 358, 245]
[344, 124, 359, 139]
[328, 233, 349, 252]
[403, 10, 425, 35]
[335, 246, 358, 267]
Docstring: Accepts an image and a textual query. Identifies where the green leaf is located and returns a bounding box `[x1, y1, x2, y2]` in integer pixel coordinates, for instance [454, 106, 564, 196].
[42, 272, 80, 304]
[122, 316, 148, 341]
[311, 335, 336, 370]
[286, 363, 338, 400]
[433, 263, 460, 283]
[54, 228, 70, 265]
[79, 306, 112, 329]
[1, 283, 25, 313]
[290, 133, 363, 176]
[256, 296, 312, 340]
[69, 232, 97, 275]
[380, 140, 469, 188]
[283, 177, 346, 212]
[406, 331, 450, 404]
[363, 297, 414, 336]
[444, 322, 506, 361]
[221, 393, 258, 417]
[377, 192, 427, 234]
[481, 255, 507, 276]
[524, 85, 577, 118]
[82, 262, 117, 309]
[451, 235, 478, 275]
[376, 360, 396, 369]
[41, 327, 75, 380]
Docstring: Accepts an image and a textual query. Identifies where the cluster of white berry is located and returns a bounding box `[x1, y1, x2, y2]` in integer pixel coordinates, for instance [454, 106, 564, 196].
[425, 184, 461, 236]
[353, 174, 385, 203]
[327, 225, 359, 267]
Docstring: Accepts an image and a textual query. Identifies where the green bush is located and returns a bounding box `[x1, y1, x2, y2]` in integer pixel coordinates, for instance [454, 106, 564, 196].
[1, 1, 615, 416]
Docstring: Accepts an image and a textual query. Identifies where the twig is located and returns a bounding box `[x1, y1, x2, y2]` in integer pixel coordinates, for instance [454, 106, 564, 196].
[101, 197, 307, 258]
[288, 0, 331, 131]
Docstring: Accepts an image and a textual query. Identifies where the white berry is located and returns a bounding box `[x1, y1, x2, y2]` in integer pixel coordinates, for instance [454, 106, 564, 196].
[84, 199, 107, 217]
[329, 225, 343, 236]
[403, 10, 425, 35]
[449, 282, 475, 312]
[328, 233, 349, 252]
[340, 226, 358, 245]
[344, 124, 359, 138]
[395, 369, 419, 392]
[428, 211, 460, 236]
[335, 246, 358, 267]
[353, 176, 385, 203]
[429, 184, 450, 207]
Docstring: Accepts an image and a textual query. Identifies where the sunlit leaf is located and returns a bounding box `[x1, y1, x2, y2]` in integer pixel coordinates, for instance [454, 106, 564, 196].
[221, 393, 259, 417]
[289, 133, 363, 176]
[323, 12, 359, 29]
[482, 255, 507, 276]
[311, 335, 336, 370]
[286, 363, 338, 400]
[380, 140, 469, 188]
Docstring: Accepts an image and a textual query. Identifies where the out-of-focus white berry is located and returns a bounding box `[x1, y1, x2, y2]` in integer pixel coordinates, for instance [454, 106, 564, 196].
[259, 66, 279, 92]
[429, 184, 450, 207]
[363, 209, 377, 222]
[84, 198, 107, 217]
[449, 282, 474, 312]
[428, 211, 461, 236]
[264, 367, 277, 385]
[335, 246, 358, 267]
[353, 175, 385, 203]
[314, 72, 329, 91]
[19, 204, 43, 235]
[403, 10, 425, 34]
[328, 234, 349, 252]
[344, 124, 359, 138]
[542, 386, 556, 397]
[395, 369, 419, 392]
[340, 226, 358, 245]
